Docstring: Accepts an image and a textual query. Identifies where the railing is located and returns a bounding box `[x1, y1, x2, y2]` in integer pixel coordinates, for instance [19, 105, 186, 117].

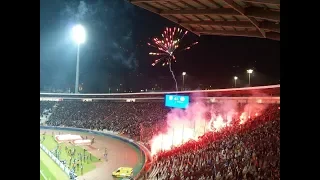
[39, 96, 280, 104]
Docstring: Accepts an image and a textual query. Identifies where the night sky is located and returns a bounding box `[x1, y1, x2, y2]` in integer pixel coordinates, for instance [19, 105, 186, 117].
[40, 0, 280, 93]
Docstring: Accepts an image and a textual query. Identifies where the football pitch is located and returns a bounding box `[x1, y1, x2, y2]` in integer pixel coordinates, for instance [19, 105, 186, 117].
[40, 134, 101, 179]
[40, 148, 69, 180]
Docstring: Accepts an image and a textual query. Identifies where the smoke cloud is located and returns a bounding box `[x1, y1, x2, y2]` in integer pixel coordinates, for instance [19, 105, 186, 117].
[61, 0, 138, 69]
[150, 95, 268, 155]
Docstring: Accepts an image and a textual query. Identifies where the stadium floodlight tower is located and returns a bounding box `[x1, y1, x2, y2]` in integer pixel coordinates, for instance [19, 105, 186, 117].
[234, 76, 238, 87]
[182, 72, 186, 91]
[246, 69, 253, 86]
[72, 24, 86, 94]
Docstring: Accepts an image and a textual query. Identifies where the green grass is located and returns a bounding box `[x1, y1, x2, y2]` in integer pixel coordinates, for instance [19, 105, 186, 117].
[40, 134, 100, 175]
[40, 148, 69, 180]
[40, 171, 46, 180]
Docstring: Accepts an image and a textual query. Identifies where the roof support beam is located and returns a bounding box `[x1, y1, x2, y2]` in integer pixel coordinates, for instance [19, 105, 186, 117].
[259, 21, 280, 33]
[163, 16, 201, 36]
[181, 21, 254, 28]
[130, 0, 175, 3]
[127, 1, 199, 36]
[160, 7, 280, 22]
[131, 2, 160, 13]
[220, 0, 265, 37]
[130, 0, 280, 6]
[242, 0, 280, 6]
[128, 0, 280, 40]
[196, 30, 279, 40]
[197, 30, 263, 38]
[160, 9, 239, 16]
[265, 32, 280, 41]
[181, 20, 280, 33]
[245, 7, 280, 22]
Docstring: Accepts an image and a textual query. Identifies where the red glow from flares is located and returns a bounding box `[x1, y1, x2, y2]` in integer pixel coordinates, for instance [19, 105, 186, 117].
[149, 101, 268, 156]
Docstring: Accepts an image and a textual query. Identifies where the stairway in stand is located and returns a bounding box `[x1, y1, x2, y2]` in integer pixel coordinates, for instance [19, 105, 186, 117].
[40, 103, 59, 125]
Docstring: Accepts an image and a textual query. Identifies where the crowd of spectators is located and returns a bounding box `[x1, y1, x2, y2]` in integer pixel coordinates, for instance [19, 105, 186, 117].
[41, 100, 280, 180]
[147, 105, 279, 180]
[40, 101, 55, 119]
[46, 101, 169, 139]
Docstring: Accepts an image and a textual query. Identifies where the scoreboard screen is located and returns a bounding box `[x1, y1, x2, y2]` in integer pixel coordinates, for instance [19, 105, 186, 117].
[165, 95, 190, 109]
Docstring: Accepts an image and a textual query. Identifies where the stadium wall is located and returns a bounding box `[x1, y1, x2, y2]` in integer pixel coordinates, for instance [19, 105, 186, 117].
[40, 126, 148, 179]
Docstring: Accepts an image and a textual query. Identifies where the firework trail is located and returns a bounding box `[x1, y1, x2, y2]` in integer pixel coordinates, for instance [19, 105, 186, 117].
[148, 27, 198, 91]
[168, 62, 178, 91]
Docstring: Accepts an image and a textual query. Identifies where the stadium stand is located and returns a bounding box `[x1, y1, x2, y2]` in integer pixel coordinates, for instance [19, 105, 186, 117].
[40, 86, 280, 180]
[147, 105, 279, 180]
[46, 101, 169, 139]
[40, 101, 55, 116]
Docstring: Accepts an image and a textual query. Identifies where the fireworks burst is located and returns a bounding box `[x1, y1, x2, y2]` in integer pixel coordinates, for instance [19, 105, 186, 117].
[148, 27, 198, 91]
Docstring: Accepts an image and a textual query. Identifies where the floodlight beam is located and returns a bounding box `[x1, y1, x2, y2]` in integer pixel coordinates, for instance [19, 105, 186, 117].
[72, 24, 86, 44]
[72, 24, 86, 93]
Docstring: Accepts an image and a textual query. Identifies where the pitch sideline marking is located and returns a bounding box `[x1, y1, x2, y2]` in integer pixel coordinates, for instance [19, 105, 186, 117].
[40, 170, 48, 180]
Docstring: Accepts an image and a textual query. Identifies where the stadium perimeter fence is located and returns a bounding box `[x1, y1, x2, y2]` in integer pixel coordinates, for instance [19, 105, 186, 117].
[40, 143, 77, 179]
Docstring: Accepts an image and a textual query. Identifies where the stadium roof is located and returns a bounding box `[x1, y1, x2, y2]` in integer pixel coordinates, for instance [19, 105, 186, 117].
[128, 0, 280, 41]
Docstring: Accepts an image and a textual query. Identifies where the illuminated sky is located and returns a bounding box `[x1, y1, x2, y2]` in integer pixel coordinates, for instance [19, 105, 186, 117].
[40, 0, 280, 92]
